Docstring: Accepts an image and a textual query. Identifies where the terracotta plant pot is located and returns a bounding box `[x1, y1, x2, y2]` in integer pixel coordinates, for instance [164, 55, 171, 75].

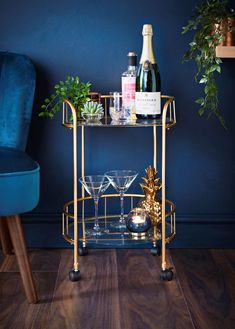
[225, 17, 235, 46]
[215, 17, 235, 46]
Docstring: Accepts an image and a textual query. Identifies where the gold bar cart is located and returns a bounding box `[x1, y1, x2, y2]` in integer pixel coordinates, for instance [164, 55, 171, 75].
[61, 95, 176, 281]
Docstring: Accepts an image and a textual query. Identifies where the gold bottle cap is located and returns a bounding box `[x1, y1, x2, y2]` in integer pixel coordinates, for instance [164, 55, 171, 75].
[142, 24, 153, 36]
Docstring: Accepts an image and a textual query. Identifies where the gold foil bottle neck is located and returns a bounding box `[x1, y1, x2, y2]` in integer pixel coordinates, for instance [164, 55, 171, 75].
[142, 24, 153, 36]
[140, 24, 156, 64]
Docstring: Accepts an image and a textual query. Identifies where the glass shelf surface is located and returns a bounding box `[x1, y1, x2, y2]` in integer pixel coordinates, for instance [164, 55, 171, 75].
[65, 216, 174, 247]
[63, 117, 175, 128]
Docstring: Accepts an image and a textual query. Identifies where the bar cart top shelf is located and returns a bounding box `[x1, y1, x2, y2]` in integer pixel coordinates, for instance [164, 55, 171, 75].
[62, 117, 176, 129]
[62, 94, 176, 129]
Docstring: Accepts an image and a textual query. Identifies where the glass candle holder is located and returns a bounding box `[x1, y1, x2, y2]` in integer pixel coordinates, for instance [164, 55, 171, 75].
[126, 207, 151, 239]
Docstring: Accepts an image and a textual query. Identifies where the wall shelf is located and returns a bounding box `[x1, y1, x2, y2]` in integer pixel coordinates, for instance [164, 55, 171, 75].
[216, 46, 235, 58]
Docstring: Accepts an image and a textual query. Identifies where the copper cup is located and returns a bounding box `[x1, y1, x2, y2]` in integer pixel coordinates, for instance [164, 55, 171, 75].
[89, 92, 101, 103]
[226, 17, 235, 46]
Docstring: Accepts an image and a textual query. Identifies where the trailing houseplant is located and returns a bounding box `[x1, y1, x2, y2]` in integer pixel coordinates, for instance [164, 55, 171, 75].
[182, 0, 235, 128]
[39, 75, 91, 119]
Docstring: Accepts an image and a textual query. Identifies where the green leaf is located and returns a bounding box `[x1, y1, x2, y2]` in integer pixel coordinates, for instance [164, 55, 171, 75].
[204, 85, 210, 94]
[215, 57, 222, 64]
[208, 40, 213, 47]
[195, 97, 205, 105]
[199, 77, 207, 84]
[198, 108, 204, 116]
[189, 41, 196, 47]
[216, 66, 221, 73]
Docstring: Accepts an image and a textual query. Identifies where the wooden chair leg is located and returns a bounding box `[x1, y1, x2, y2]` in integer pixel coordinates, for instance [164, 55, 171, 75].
[0, 216, 13, 255]
[7, 215, 38, 304]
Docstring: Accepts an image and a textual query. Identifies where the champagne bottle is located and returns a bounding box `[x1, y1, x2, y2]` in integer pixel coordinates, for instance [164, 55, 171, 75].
[136, 24, 161, 119]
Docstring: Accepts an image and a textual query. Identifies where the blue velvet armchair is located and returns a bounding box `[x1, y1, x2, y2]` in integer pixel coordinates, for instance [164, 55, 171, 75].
[0, 52, 40, 303]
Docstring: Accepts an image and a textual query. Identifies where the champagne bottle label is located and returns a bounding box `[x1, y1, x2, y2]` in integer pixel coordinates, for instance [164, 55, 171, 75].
[135, 92, 161, 115]
[122, 77, 136, 107]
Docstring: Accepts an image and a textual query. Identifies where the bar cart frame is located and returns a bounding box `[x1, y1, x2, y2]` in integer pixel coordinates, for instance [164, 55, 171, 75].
[61, 95, 176, 281]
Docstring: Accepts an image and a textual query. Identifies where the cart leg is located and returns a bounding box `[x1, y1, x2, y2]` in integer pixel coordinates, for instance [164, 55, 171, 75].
[79, 240, 88, 256]
[68, 100, 81, 282]
[80, 125, 88, 256]
[69, 208, 82, 279]
[69, 269, 81, 281]
[69, 217, 81, 281]
[160, 105, 173, 281]
[151, 243, 161, 256]
[151, 226, 161, 256]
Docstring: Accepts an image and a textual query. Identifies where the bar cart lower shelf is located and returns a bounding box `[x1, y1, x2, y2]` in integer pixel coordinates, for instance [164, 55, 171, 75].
[62, 194, 176, 247]
[61, 94, 177, 282]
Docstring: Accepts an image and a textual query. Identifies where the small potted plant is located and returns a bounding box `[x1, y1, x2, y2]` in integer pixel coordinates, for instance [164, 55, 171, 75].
[39, 75, 91, 119]
[182, 0, 235, 128]
[81, 101, 104, 123]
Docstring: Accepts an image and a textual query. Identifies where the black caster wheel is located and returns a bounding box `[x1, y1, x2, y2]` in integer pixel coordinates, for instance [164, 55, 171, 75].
[78, 246, 88, 256]
[160, 268, 174, 281]
[151, 245, 161, 256]
[69, 269, 81, 282]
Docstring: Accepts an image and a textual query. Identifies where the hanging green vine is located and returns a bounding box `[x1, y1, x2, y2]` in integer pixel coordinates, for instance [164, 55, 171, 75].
[182, 0, 235, 128]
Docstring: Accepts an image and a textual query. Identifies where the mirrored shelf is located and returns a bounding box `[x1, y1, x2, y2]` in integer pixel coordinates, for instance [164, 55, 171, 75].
[62, 94, 176, 129]
[62, 117, 176, 129]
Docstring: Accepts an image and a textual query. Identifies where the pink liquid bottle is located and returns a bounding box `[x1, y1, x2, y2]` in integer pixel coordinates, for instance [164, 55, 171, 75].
[121, 52, 137, 114]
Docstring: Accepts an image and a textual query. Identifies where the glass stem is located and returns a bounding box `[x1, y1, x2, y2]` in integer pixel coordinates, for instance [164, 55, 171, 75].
[94, 197, 100, 231]
[120, 191, 125, 223]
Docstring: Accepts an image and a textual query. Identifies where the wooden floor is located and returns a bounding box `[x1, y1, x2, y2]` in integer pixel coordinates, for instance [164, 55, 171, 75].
[0, 249, 234, 329]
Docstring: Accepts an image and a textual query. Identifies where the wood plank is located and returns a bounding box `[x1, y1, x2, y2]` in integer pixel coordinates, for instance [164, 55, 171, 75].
[1, 249, 233, 329]
[0, 255, 14, 272]
[223, 249, 235, 272]
[0, 217, 13, 255]
[49, 249, 121, 329]
[171, 249, 235, 329]
[116, 249, 194, 329]
[0, 251, 3, 265]
[7, 215, 38, 303]
[216, 46, 235, 58]
[210, 250, 235, 328]
[0, 249, 62, 273]
[0, 271, 57, 329]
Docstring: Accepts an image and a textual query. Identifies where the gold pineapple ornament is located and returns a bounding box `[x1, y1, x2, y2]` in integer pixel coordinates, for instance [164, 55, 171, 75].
[139, 166, 162, 226]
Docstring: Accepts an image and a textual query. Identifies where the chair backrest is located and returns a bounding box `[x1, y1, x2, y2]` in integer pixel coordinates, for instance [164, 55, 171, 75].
[0, 52, 36, 151]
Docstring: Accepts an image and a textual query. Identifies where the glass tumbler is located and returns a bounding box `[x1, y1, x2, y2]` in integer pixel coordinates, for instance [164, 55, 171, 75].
[109, 92, 132, 122]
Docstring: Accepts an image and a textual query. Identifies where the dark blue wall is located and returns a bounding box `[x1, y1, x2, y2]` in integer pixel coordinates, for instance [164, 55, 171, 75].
[1, 0, 235, 247]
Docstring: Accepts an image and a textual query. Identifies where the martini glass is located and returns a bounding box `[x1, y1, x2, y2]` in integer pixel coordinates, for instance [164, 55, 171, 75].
[79, 175, 110, 237]
[105, 170, 138, 230]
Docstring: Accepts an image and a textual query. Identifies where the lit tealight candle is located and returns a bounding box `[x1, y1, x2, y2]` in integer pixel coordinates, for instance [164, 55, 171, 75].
[127, 208, 151, 239]
[132, 215, 145, 224]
